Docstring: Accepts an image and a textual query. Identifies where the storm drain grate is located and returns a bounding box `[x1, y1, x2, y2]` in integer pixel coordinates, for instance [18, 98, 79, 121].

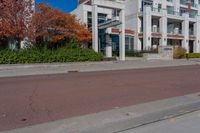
[68, 70, 79, 73]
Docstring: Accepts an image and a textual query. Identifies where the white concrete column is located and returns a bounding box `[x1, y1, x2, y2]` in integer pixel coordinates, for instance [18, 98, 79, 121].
[160, 9, 167, 46]
[194, 16, 200, 53]
[105, 30, 112, 58]
[135, 37, 142, 51]
[92, 4, 98, 52]
[119, 9, 125, 61]
[182, 13, 189, 53]
[134, 17, 142, 51]
[134, 16, 143, 51]
[83, 10, 88, 24]
[143, 6, 152, 51]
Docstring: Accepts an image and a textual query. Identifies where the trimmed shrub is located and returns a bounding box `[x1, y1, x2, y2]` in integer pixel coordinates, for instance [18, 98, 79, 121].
[173, 46, 186, 59]
[0, 47, 103, 64]
[124, 49, 158, 57]
[184, 53, 200, 58]
[150, 47, 158, 53]
[125, 51, 143, 57]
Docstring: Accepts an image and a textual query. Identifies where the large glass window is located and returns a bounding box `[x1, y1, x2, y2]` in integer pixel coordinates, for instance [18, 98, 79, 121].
[111, 35, 119, 56]
[87, 12, 107, 28]
[87, 12, 92, 29]
[167, 6, 175, 15]
[125, 36, 134, 51]
[189, 10, 197, 18]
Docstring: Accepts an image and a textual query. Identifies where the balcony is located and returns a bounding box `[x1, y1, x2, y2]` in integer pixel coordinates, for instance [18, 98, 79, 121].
[167, 28, 182, 35]
[152, 26, 162, 38]
[167, 10, 182, 16]
[180, 0, 198, 8]
[180, 0, 187, 5]
[152, 7, 161, 13]
[167, 28, 184, 39]
[152, 26, 160, 33]
[191, 3, 198, 8]
[140, 7, 162, 13]
[189, 12, 197, 18]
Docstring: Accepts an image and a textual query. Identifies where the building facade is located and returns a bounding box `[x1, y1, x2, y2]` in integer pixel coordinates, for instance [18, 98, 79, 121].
[126, 0, 200, 53]
[72, 0, 134, 60]
[72, 0, 200, 60]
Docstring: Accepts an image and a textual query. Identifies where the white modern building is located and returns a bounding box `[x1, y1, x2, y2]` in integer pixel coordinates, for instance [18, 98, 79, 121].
[126, 0, 200, 53]
[72, 0, 134, 60]
[72, 0, 200, 60]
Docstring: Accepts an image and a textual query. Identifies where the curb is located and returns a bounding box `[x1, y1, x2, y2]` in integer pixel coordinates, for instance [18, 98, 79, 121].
[0, 61, 114, 70]
[0, 60, 199, 78]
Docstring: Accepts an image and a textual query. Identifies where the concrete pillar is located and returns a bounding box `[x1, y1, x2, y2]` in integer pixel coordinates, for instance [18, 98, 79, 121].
[143, 6, 152, 51]
[160, 9, 167, 46]
[194, 16, 200, 53]
[135, 37, 142, 51]
[133, 16, 142, 51]
[119, 9, 125, 61]
[83, 10, 88, 24]
[92, 4, 98, 52]
[134, 17, 142, 51]
[105, 33, 112, 58]
[104, 9, 112, 58]
[182, 13, 189, 53]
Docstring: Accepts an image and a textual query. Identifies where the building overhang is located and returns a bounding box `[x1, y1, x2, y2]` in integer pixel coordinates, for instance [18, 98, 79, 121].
[111, 28, 135, 36]
[78, 0, 91, 5]
[92, 0, 125, 10]
[167, 34, 184, 40]
[98, 18, 122, 29]
[189, 35, 196, 40]
[152, 33, 162, 38]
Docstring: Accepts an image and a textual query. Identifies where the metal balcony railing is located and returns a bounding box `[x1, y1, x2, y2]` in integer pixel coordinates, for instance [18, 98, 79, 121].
[152, 8, 161, 13]
[167, 10, 182, 16]
[180, 0, 197, 8]
[167, 29, 182, 34]
[152, 27, 160, 33]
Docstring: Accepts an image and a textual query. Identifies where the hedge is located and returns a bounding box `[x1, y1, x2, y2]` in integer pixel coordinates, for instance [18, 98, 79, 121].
[0, 47, 103, 64]
[184, 53, 200, 58]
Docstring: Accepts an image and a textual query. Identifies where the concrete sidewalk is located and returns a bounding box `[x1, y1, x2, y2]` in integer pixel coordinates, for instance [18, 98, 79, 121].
[122, 110, 200, 133]
[2, 92, 200, 133]
[0, 58, 200, 77]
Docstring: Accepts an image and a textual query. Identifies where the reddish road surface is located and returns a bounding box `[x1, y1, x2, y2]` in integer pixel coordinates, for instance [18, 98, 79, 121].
[0, 65, 200, 131]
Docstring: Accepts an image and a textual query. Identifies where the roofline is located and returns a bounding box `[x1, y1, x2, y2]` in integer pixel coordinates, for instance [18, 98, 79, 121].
[78, 0, 90, 5]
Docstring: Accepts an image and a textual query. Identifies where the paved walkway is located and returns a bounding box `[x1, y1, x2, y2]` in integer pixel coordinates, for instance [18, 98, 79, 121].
[122, 110, 200, 133]
[0, 58, 200, 77]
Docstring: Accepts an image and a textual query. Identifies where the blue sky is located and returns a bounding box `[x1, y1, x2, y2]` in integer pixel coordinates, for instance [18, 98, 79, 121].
[36, 0, 78, 12]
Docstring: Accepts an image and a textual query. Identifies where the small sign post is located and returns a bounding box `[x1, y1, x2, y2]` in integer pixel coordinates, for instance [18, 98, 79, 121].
[158, 46, 174, 60]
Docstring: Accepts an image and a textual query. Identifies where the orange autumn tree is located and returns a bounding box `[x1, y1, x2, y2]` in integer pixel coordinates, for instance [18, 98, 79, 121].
[76, 23, 92, 47]
[32, 4, 91, 47]
[0, 0, 33, 43]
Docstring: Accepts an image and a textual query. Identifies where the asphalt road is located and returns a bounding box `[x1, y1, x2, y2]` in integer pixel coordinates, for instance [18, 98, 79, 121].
[122, 110, 200, 133]
[0, 65, 200, 131]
